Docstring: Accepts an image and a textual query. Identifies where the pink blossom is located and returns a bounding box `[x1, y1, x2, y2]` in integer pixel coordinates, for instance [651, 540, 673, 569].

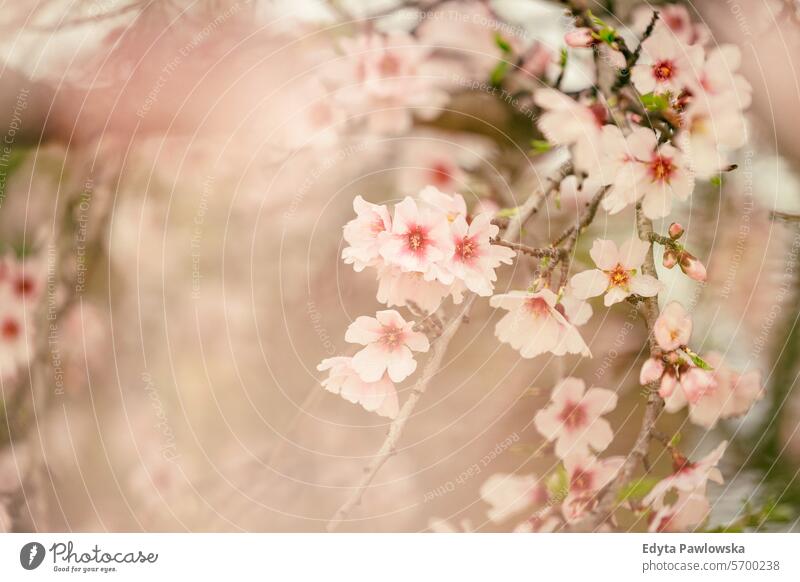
[375, 265, 458, 313]
[345, 309, 430, 383]
[342, 195, 392, 272]
[644, 442, 727, 509]
[479, 473, 547, 523]
[679, 251, 707, 282]
[332, 32, 448, 135]
[561, 454, 624, 523]
[699, 45, 752, 105]
[632, 5, 709, 46]
[681, 91, 748, 179]
[534, 377, 617, 458]
[398, 135, 493, 195]
[570, 237, 660, 307]
[0, 301, 32, 380]
[447, 213, 515, 296]
[653, 301, 692, 351]
[418, 186, 467, 221]
[379, 196, 454, 280]
[648, 489, 710, 532]
[682, 353, 764, 429]
[534, 89, 607, 173]
[661, 365, 716, 406]
[317, 357, 399, 419]
[631, 26, 704, 96]
[490, 289, 591, 359]
[640, 357, 665, 385]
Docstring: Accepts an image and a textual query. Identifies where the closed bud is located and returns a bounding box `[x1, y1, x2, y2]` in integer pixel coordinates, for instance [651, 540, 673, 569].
[668, 222, 684, 239]
[679, 251, 707, 282]
[662, 249, 678, 269]
[564, 28, 596, 48]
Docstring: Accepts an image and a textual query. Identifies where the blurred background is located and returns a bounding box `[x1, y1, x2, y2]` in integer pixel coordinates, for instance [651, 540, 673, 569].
[0, 0, 799, 532]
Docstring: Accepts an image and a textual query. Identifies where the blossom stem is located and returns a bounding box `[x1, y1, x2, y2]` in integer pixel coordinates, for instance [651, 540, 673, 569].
[490, 239, 565, 259]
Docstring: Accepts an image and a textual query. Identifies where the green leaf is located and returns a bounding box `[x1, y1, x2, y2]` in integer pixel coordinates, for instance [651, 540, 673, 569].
[490, 60, 510, 86]
[617, 477, 659, 502]
[687, 351, 713, 371]
[530, 139, 552, 153]
[494, 32, 512, 54]
[710, 175, 722, 186]
[559, 47, 568, 68]
[640, 92, 669, 112]
[597, 27, 617, 45]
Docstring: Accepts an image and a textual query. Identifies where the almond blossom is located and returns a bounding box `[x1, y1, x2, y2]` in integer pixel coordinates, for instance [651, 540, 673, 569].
[447, 214, 515, 296]
[675, 352, 764, 429]
[632, 5, 710, 46]
[653, 301, 692, 351]
[317, 357, 399, 419]
[345, 309, 429, 383]
[379, 196, 454, 281]
[479, 473, 548, 523]
[631, 26, 704, 96]
[644, 441, 727, 509]
[332, 32, 448, 135]
[534, 377, 617, 458]
[342, 195, 392, 272]
[648, 488, 710, 532]
[562, 454, 625, 523]
[570, 237, 660, 307]
[375, 265, 458, 313]
[534, 89, 608, 173]
[490, 289, 591, 359]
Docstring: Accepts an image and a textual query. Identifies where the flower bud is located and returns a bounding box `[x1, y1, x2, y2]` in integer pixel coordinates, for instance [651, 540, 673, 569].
[679, 252, 707, 282]
[640, 357, 665, 385]
[668, 222, 684, 239]
[564, 28, 595, 48]
[662, 249, 678, 269]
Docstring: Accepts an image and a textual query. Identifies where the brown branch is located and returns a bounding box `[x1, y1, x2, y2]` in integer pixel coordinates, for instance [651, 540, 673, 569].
[491, 239, 565, 259]
[573, 203, 664, 531]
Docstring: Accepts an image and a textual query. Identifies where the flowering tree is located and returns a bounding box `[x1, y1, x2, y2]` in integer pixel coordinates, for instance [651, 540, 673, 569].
[312, 0, 769, 533]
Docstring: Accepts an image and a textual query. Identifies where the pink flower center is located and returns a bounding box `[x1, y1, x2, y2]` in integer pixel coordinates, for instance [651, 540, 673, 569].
[2, 318, 20, 341]
[608, 264, 630, 287]
[648, 155, 676, 183]
[404, 225, 429, 255]
[525, 297, 550, 317]
[454, 235, 479, 264]
[588, 102, 607, 127]
[379, 325, 405, 350]
[652, 60, 676, 82]
[379, 53, 402, 77]
[570, 468, 594, 493]
[428, 161, 454, 189]
[558, 401, 587, 430]
[15, 276, 35, 298]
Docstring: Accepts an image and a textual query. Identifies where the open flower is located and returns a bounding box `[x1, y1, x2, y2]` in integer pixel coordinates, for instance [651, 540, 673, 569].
[317, 357, 399, 419]
[375, 265, 458, 313]
[644, 441, 727, 509]
[654, 301, 692, 351]
[680, 352, 764, 429]
[379, 196, 454, 280]
[534, 377, 617, 458]
[479, 473, 547, 523]
[490, 289, 591, 359]
[631, 26, 703, 96]
[562, 454, 624, 523]
[346, 310, 429, 382]
[447, 213, 515, 296]
[534, 89, 607, 173]
[570, 237, 660, 306]
[633, 130, 695, 219]
[648, 488, 710, 532]
[342, 196, 392, 272]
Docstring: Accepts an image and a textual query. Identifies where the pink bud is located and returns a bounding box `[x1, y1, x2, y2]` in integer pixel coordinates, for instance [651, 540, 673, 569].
[679, 252, 707, 282]
[564, 28, 595, 48]
[668, 223, 684, 239]
[662, 250, 678, 269]
[681, 368, 716, 404]
[640, 357, 665, 385]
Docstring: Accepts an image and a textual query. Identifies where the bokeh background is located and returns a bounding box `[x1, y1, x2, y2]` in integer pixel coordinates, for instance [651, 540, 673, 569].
[0, 0, 799, 532]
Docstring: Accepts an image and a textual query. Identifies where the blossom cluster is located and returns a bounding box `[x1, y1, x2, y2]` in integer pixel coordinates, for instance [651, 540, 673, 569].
[0, 254, 41, 382]
[319, 187, 516, 418]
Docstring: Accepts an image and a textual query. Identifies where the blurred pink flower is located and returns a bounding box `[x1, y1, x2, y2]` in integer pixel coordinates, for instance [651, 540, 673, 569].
[644, 441, 727, 509]
[345, 309, 429, 383]
[479, 473, 547, 523]
[534, 377, 617, 458]
[654, 301, 692, 351]
[562, 453, 624, 523]
[648, 489, 710, 532]
[342, 195, 392, 272]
